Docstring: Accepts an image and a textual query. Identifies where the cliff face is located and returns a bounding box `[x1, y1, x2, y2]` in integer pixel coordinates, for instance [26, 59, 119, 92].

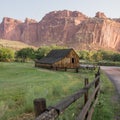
[0, 17, 22, 40]
[0, 17, 39, 44]
[37, 10, 88, 45]
[0, 10, 120, 51]
[73, 14, 120, 51]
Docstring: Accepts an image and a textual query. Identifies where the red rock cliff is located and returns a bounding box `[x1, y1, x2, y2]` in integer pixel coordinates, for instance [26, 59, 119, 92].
[0, 10, 120, 51]
[74, 15, 120, 51]
[37, 10, 88, 45]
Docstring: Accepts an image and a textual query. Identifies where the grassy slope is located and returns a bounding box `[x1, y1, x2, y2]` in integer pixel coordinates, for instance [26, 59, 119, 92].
[0, 62, 119, 120]
[0, 39, 37, 50]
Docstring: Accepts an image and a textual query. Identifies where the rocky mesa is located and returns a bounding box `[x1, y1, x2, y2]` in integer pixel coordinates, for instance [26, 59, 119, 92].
[0, 10, 120, 51]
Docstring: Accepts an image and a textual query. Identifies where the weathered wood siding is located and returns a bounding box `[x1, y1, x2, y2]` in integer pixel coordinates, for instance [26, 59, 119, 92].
[53, 49, 79, 68]
[35, 62, 52, 68]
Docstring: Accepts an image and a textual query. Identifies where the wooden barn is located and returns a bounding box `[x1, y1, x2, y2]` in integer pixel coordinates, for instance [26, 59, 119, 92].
[35, 48, 79, 69]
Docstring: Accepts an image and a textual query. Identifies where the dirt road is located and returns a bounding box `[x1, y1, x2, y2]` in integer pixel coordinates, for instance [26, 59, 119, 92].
[101, 66, 120, 119]
[101, 66, 120, 95]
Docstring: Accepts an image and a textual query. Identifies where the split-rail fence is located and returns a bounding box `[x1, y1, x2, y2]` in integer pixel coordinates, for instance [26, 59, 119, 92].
[33, 67, 100, 120]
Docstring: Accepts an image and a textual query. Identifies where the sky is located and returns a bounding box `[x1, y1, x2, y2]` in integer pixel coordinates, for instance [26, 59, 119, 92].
[0, 0, 120, 22]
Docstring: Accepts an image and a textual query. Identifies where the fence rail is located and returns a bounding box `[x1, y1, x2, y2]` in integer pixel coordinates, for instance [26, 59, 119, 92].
[34, 68, 100, 120]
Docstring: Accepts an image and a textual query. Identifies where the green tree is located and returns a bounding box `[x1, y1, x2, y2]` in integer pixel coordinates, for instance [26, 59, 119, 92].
[79, 50, 89, 60]
[111, 53, 120, 61]
[35, 45, 66, 59]
[91, 50, 103, 62]
[0, 48, 14, 62]
[15, 48, 35, 62]
[35, 46, 51, 59]
[100, 50, 114, 61]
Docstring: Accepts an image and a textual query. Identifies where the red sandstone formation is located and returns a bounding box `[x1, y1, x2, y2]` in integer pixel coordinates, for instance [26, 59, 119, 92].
[0, 10, 120, 51]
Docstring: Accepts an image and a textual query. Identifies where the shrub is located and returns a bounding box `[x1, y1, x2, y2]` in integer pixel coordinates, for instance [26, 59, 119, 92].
[15, 48, 35, 62]
[0, 48, 14, 62]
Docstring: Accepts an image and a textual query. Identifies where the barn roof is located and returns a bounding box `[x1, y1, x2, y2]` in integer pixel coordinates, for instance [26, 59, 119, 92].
[36, 48, 73, 64]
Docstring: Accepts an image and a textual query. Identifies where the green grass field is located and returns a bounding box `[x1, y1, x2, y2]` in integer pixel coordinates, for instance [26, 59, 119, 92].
[0, 62, 119, 120]
[0, 62, 94, 120]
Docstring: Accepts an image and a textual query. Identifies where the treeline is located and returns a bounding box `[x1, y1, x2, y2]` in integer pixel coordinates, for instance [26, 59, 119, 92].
[78, 50, 120, 62]
[78, 50, 120, 66]
[0, 45, 66, 62]
[0, 46, 120, 64]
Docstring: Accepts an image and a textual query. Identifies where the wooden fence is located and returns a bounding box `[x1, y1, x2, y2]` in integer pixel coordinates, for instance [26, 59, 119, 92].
[33, 67, 100, 120]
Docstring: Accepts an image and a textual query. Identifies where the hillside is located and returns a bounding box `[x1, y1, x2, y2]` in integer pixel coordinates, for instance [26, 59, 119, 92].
[0, 39, 37, 50]
[0, 10, 120, 51]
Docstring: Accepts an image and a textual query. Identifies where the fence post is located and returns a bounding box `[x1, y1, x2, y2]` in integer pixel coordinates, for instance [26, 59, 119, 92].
[65, 67, 67, 71]
[56, 67, 58, 71]
[75, 67, 79, 73]
[33, 98, 46, 117]
[97, 65, 100, 74]
[95, 67, 100, 99]
[84, 78, 89, 119]
[84, 78, 89, 105]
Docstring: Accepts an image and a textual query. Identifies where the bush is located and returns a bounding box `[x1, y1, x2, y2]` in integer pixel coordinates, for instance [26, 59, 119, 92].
[98, 61, 120, 66]
[15, 48, 35, 62]
[0, 48, 14, 62]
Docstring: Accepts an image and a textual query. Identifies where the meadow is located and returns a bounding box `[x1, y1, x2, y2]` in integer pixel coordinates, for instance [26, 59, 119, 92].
[0, 62, 118, 120]
[0, 39, 36, 50]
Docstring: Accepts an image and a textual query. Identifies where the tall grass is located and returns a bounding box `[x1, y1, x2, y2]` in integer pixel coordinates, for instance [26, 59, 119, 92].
[0, 62, 119, 120]
[0, 62, 95, 119]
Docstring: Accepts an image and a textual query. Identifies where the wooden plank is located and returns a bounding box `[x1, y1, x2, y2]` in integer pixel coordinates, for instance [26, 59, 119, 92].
[35, 109, 58, 120]
[87, 88, 100, 120]
[84, 78, 89, 105]
[87, 97, 99, 120]
[76, 85, 100, 120]
[54, 76, 100, 113]
[54, 89, 86, 113]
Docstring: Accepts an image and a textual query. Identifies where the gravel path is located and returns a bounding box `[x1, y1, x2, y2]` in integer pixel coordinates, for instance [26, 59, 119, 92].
[101, 66, 120, 96]
[101, 66, 120, 120]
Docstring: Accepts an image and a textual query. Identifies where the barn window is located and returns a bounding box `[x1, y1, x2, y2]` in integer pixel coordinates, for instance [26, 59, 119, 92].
[72, 58, 75, 63]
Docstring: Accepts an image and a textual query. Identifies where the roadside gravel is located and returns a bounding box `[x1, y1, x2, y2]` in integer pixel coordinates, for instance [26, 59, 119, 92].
[101, 66, 120, 96]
